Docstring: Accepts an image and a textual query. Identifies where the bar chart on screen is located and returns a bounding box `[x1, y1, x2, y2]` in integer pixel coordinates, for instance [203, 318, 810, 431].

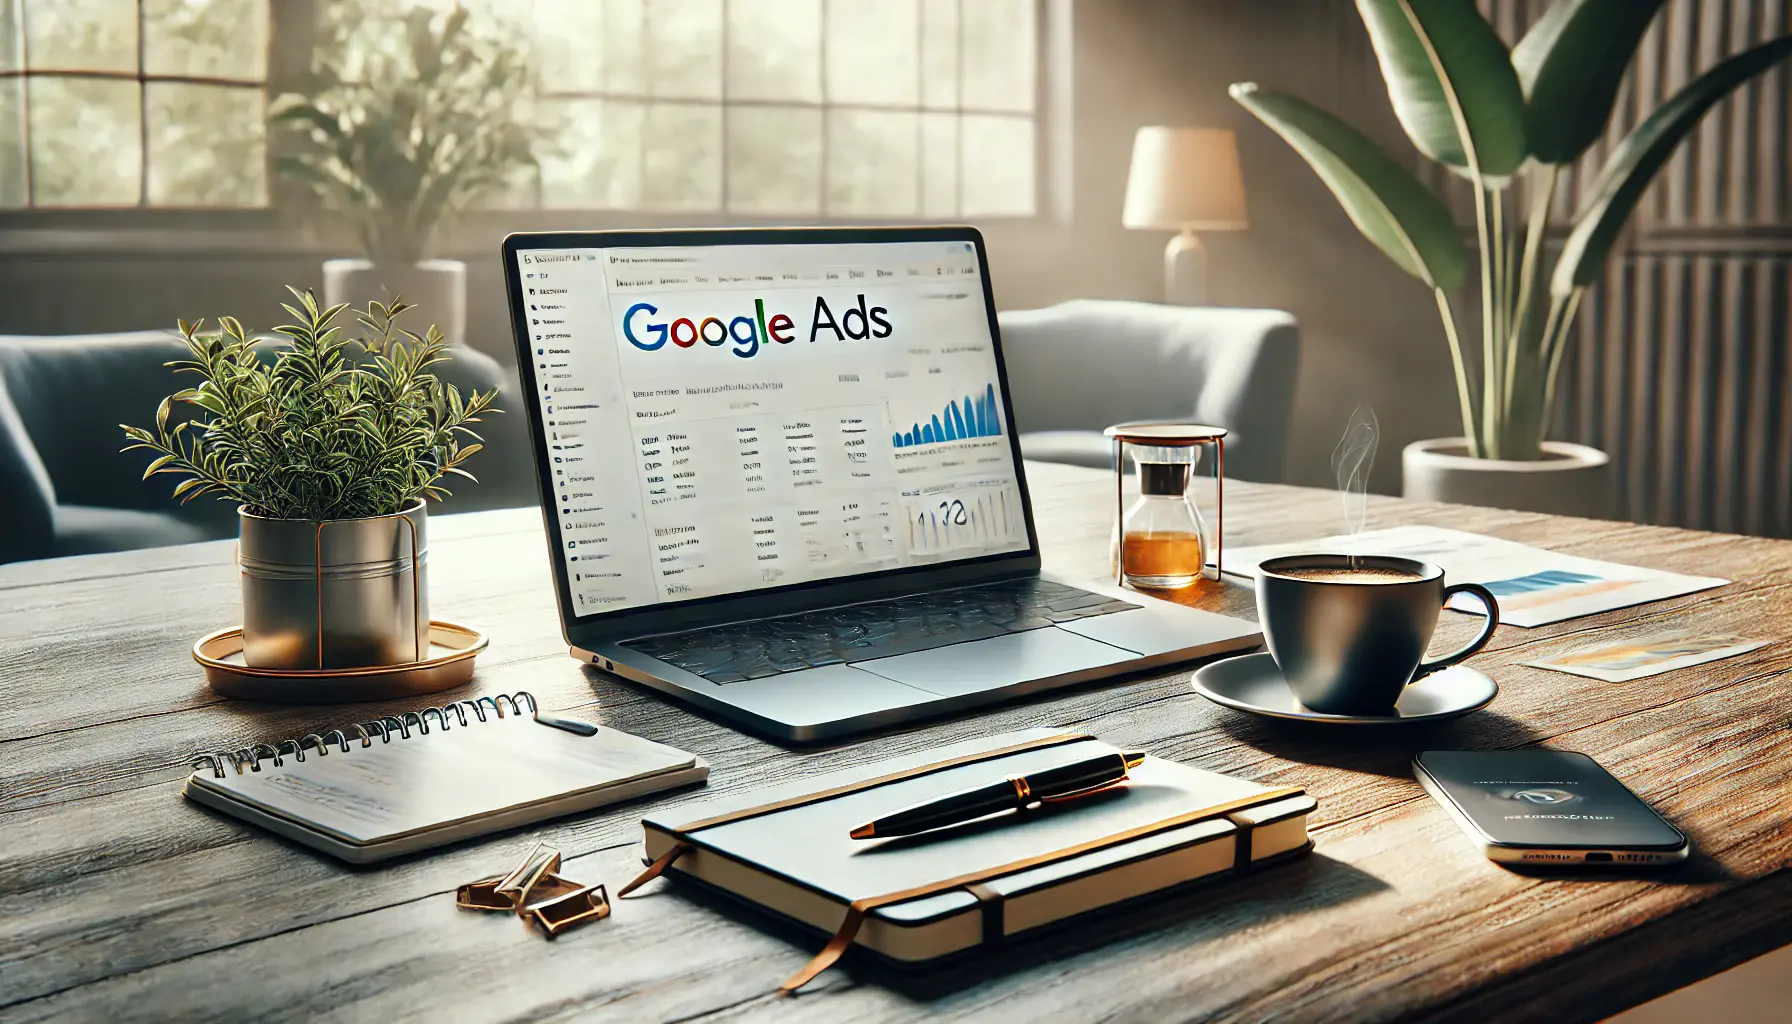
[891, 383, 1002, 449]
[904, 482, 1022, 554]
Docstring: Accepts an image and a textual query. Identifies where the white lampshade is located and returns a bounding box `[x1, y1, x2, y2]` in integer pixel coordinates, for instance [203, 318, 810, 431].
[1122, 127, 1250, 232]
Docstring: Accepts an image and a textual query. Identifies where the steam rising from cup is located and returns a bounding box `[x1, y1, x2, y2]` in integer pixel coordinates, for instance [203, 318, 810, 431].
[1331, 406, 1379, 566]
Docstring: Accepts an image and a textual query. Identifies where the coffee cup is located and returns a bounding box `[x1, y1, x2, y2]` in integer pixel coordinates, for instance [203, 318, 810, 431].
[1254, 554, 1498, 715]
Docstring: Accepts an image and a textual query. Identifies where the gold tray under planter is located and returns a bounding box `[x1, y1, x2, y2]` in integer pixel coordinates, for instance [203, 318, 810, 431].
[193, 621, 489, 704]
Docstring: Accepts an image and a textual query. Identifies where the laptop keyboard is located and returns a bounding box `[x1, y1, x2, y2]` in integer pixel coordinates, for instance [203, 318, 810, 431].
[620, 579, 1140, 684]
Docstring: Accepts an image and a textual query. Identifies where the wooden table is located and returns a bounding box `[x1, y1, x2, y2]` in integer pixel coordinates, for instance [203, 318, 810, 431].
[4, 462, 1789, 1022]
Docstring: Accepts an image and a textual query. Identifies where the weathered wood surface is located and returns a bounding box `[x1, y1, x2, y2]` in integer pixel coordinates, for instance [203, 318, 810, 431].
[3, 462, 1789, 1022]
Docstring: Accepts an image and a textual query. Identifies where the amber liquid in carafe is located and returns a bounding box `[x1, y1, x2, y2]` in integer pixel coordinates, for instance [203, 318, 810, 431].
[1119, 530, 1207, 588]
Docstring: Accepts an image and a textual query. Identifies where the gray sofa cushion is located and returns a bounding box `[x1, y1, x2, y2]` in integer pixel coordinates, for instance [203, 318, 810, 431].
[0, 328, 535, 564]
[0, 371, 56, 562]
[0, 331, 200, 515]
[50, 504, 212, 557]
[998, 301, 1299, 483]
[1017, 426, 1248, 472]
[1017, 430, 1114, 470]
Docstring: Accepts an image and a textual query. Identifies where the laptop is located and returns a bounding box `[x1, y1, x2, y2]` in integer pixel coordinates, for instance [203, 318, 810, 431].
[501, 226, 1260, 742]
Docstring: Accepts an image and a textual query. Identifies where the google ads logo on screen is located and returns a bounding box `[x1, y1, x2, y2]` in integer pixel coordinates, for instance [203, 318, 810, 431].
[621, 293, 892, 359]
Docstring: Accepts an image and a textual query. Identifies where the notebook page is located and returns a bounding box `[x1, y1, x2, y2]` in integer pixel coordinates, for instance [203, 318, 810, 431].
[193, 716, 695, 845]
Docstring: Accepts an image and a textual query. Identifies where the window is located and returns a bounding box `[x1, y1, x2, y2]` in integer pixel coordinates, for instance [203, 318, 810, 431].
[0, 0, 270, 209]
[0, 0, 1039, 218]
[519, 0, 1038, 218]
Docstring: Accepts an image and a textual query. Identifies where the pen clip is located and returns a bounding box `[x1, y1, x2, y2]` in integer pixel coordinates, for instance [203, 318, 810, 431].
[534, 712, 599, 736]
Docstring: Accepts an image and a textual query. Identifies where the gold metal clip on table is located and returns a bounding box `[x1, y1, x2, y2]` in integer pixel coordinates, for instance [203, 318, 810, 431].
[456, 841, 612, 938]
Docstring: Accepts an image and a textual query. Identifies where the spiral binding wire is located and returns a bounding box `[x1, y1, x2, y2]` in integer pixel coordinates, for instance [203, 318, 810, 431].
[190, 692, 539, 779]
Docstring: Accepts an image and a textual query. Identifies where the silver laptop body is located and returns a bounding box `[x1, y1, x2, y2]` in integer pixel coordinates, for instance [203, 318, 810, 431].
[501, 226, 1259, 742]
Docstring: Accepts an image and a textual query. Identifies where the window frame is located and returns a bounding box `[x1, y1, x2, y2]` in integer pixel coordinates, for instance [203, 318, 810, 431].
[0, 0, 277, 211]
[520, 0, 1048, 220]
[0, 0, 1067, 235]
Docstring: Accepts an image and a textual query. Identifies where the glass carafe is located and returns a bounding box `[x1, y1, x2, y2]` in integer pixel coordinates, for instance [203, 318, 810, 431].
[1117, 445, 1211, 589]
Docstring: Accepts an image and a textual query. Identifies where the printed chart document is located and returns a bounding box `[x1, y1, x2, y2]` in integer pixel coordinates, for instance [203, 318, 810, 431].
[1525, 631, 1767, 682]
[1221, 525, 1728, 628]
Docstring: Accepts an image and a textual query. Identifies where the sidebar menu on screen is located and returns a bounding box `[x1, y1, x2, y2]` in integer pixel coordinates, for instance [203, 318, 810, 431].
[519, 250, 658, 616]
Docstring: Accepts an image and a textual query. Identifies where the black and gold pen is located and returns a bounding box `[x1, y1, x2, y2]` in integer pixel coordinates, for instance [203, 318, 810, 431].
[849, 750, 1149, 840]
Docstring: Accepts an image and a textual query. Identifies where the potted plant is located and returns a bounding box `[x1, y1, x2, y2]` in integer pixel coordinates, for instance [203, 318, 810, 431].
[270, 1, 538, 347]
[121, 288, 498, 670]
[1231, 0, 1792, 517]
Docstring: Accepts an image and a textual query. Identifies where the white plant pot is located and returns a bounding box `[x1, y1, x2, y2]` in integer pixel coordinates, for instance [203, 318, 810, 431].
[322, 258, 467, 347]
[1402, 437, 1615, 520]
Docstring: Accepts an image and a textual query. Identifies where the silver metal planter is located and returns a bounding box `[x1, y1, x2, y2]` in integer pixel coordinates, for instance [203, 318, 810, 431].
[237, 501, 430, 670]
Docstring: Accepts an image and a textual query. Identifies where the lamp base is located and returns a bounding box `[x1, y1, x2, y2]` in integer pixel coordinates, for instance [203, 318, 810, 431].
[1164, 231, 1208, 306]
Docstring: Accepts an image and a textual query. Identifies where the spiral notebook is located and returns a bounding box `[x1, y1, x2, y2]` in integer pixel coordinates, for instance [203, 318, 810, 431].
[184, 693, 707, 863]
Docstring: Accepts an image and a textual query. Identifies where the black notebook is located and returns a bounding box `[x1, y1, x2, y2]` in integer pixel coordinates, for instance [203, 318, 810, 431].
[632, 729, 1314, 984]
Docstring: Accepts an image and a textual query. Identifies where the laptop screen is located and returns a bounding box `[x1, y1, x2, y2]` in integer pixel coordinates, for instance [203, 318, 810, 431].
[513, 238, 1030, 617]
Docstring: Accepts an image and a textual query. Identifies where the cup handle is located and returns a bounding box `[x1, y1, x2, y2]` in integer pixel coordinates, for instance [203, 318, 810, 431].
[1410, 583, 1500, 682]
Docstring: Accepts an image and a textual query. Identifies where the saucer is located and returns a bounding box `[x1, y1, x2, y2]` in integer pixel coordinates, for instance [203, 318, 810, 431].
[1192, 652, 1497, 725]
[193, 621, 488, 703]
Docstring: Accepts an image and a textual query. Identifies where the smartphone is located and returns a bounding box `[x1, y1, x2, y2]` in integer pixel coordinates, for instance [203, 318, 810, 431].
[1413, 750, 1689, 866]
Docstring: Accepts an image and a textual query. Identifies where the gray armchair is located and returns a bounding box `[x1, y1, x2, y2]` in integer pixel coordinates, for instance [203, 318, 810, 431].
[0, 330, 536, 564]
[997, 301, 1300, 483]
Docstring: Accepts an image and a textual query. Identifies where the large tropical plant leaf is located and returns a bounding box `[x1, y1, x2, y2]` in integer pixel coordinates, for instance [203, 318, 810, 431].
[1512, 0, 1665, 164]
[1553, 35, 1792, 293]
[1230, 83, 1468, 290]
[1356, 0, 1528, 181]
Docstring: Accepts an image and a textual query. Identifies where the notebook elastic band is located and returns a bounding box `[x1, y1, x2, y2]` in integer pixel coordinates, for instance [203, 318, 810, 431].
[965, 882, 1005, 947]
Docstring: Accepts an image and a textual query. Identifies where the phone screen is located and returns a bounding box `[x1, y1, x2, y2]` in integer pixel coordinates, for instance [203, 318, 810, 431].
[1415, 750, 1686, 850]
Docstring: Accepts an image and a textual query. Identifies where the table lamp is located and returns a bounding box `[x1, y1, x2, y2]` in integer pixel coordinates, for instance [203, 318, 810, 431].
[1122, 127, 1249, 305]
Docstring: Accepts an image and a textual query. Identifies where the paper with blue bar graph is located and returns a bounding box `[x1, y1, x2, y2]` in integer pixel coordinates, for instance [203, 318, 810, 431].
[1221, 525, 1727, 628]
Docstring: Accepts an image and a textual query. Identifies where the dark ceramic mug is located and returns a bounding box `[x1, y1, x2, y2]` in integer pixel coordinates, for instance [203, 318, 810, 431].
[1255, 554, 1499, 715]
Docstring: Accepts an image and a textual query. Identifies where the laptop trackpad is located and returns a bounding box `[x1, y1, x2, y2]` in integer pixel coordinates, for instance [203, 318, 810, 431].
[856, 628, 1134, 698]
[1057, 604, 1260, 657]
[717, 665, 941, 728]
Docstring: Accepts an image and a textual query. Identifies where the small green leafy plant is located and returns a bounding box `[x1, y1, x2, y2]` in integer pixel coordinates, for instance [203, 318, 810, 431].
[1232, 0, 1792, 460]
[122, 288, 498, 521]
